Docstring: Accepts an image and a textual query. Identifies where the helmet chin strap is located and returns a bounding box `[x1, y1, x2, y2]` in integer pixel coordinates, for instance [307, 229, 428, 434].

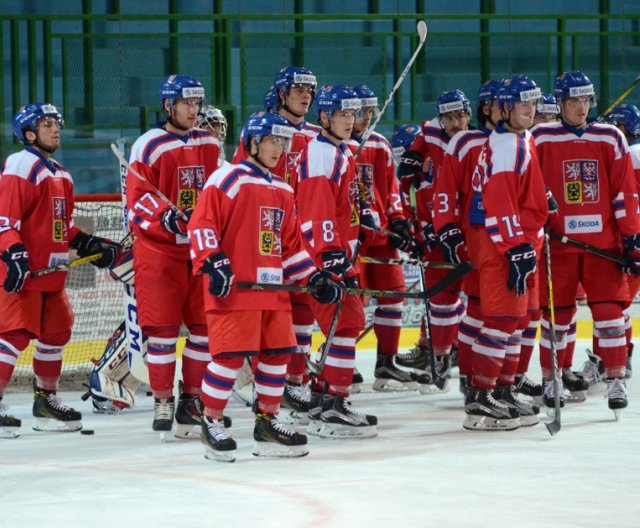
[280, 90, 305, 119]
[28, 131, 56, 154]
[250, 141, 269, 171]
[323, 114, 347, 142]
[166, 105, 190, 132]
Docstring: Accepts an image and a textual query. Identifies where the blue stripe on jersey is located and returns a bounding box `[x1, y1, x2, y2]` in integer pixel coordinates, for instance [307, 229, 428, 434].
[298, 158, 309, 181]
[330, 149, 344, 184]
[142, 132, 175, 165]
[219, 168, 246, 193]
[422, 126, 449, 142]
[453, 129, 489, 157]
[28, 160, 48, 184]
[515, 135, 526, 175]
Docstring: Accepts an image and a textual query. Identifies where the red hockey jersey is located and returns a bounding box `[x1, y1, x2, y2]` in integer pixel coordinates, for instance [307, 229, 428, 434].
[126, 126, 221, 260]
[189, 160, 316, 312]
[0, 147, 81, 292]
[532, 121, 640, 253]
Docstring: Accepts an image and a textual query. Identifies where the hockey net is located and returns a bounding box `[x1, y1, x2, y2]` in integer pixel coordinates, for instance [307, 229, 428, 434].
[10, 194, 127, 391]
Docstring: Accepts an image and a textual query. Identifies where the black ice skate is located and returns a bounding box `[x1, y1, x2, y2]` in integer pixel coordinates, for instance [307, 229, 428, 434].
[416, 355, 450, 394]
[306, 390, 325, 437]
[562, 368, 589, 402]
[175, 393, 232, 439]
[395, 343, 429, 371]
[513, 374, 543, 401]
[463, 386, 520, 431]
[493, 384, 539, 427]
[280, 382, 311, 426]
[372, 354, 417, 391]
[459, 374, 468, 396]
[152, 396, 175, 441]
[32, 386, 82, 432]
[576, 350, 605, 394]
[351, 367, 364, 394]
[626, 343, 633, 379]
[252, 412, 309, 458]
[0, 398, 21, 439]
[314, 393, 378, 439]
[606, 378, 628, 421]
[201, 415, 236, 462]
[542, 378, 566, 415]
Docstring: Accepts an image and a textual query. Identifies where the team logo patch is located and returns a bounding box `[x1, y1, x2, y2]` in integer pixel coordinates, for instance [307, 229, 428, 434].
[178, 166, 206, 208]
[357, 164, 375, 203]
[259, 206, 284, 256]
[52, 197, 67, 242]
[563, 159, 599, 204]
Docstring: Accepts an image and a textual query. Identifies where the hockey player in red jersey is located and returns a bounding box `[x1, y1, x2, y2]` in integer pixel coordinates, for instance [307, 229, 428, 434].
[396, 90, 472, 390]
[534, 93, 560, 125]
[126, 75, 221, 438]
[295, 85, 378, 438]
[532, 72, 640, 417]
[464, 76, 548, 430]
[0, 103, 120, 437]
[189, 113, 342, 461]
[347, 85, 416, 391]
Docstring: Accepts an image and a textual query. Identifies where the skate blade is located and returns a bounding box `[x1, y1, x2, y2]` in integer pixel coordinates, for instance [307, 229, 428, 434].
[279, 409, 311, 426]
[613, 409, 622, 421]
[306, 420, 323, 437]
[462, 415, 520, 431]
[565, 390, 587, 403]
[204, 447, 236, 463]
[32, 418, 82, 432]
[417, 383, 449, 395]
[0, 427, 21, 439]
[372, 378, 418, 392]
[317, 422, 378, 439]
[518, 414, 540, 427]
[174, 423, 200, 439]
[252, 441, 309, 458]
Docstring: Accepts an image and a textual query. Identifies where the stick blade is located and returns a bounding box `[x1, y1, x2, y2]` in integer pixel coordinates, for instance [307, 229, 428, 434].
[417, 20, 428, 41]
[545, 418, 561, 436]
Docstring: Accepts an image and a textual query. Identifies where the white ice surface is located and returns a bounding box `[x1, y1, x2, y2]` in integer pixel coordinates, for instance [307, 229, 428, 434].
[1, 341, 639, 528]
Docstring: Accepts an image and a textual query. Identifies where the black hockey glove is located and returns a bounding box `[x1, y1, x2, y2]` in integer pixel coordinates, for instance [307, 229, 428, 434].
[202, 251, 234, 298]
[321, 249, 358, 288]
[397, 150, 425, 188]
[505, 243, 537, 296]
[622, 234, 640, 276]
[308, 269, 344, 304]
[437, 222, 467, 265]
[416, 222, 439, 255]
[70, 231, 121, 269]
[1, 243, 30, 293]
[161, 207, 192, 236]
[388, 218, 415, 252]
[358, 201, 377, 245]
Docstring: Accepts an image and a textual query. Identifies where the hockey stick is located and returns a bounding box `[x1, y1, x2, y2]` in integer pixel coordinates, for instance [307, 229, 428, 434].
[110, 143, 190, 222]
[549, 232, 625, 265]
[354, 20, 428, 158]
[596, 74, 640, 122]
[359, 255, 458, 269]
[31, 231, 135, 278]
[543, 230, 562, 436]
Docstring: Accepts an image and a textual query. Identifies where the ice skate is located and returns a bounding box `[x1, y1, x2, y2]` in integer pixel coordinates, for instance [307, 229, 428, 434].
[372, 354, 417, 391]
[459, 374, 468, 396]
[576, 350, 606, 394]
[463, 386, 520, 431]
[395, 343, 429, 371]
[152, 396, 175, 442]
[625, 343, 633, 379]
[493, 384, 539, 427]
[314, 393, 378, 439]
[542, 378, 566, 417]
[416, 355, 450, 394]
[513, 374, 543, 401]
[561, 368, 588, 402]
[252, 412, 309, 458]
[201, 415, 236, 462]
[306, 391, 324, 437]
[32, 387, 82, 432]
[0, 399, 21, 439]
[174, 393, 232, 439]
[280, 382, 311, 426]
[606, 378, 628, 421]
[351, 367, 363, 394]
[415, 370, 449, 395]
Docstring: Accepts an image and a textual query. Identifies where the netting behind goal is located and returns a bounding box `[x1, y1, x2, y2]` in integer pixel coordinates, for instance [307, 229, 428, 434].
[11, 195, 126, 391]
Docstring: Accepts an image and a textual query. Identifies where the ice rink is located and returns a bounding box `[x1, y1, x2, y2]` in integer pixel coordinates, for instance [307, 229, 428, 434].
[2, 340, 639, 528]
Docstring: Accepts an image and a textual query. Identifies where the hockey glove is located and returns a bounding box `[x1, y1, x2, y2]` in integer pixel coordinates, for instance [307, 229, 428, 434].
[358, 201, 377, 245]
[546, 187, 559, 229]
[161, 207, 192, 236]
[308, 269, 344, 304]
[1, 243, 30, 293]
[397, 150, 425, 188]
[505, 243, 537, 296]
[388, 218, 415, 252]
[622, 234, 640, 276]
[415, 221, 439, 256]
[202, 251, 234, 298]
[321, 249, 359, 288]
[70, 231, 121, 269]
[437, 222, 467, 265]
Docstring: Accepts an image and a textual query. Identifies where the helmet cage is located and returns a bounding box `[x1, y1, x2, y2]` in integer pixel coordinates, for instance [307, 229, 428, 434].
[198, 106, 228, 140]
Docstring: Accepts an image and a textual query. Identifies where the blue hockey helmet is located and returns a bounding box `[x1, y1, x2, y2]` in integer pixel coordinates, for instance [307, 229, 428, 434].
[274, 66, 317, 95]
[313, 85, 362, 120]
[353, 85, 380, 122]
[536, 92, 560, 116]
[263, 85, 279, 112]
[477, 80, 501, 105]
[13, 103, 64, 144]
[436, 89, 471, 115]
[159, 75, 205, 107]
[391, 124, 420, 156]
[244, 112, 295, 151]
[496, 75, 541, 110]
[553, 71, 596, 107]
[606, 103, 640, 138]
